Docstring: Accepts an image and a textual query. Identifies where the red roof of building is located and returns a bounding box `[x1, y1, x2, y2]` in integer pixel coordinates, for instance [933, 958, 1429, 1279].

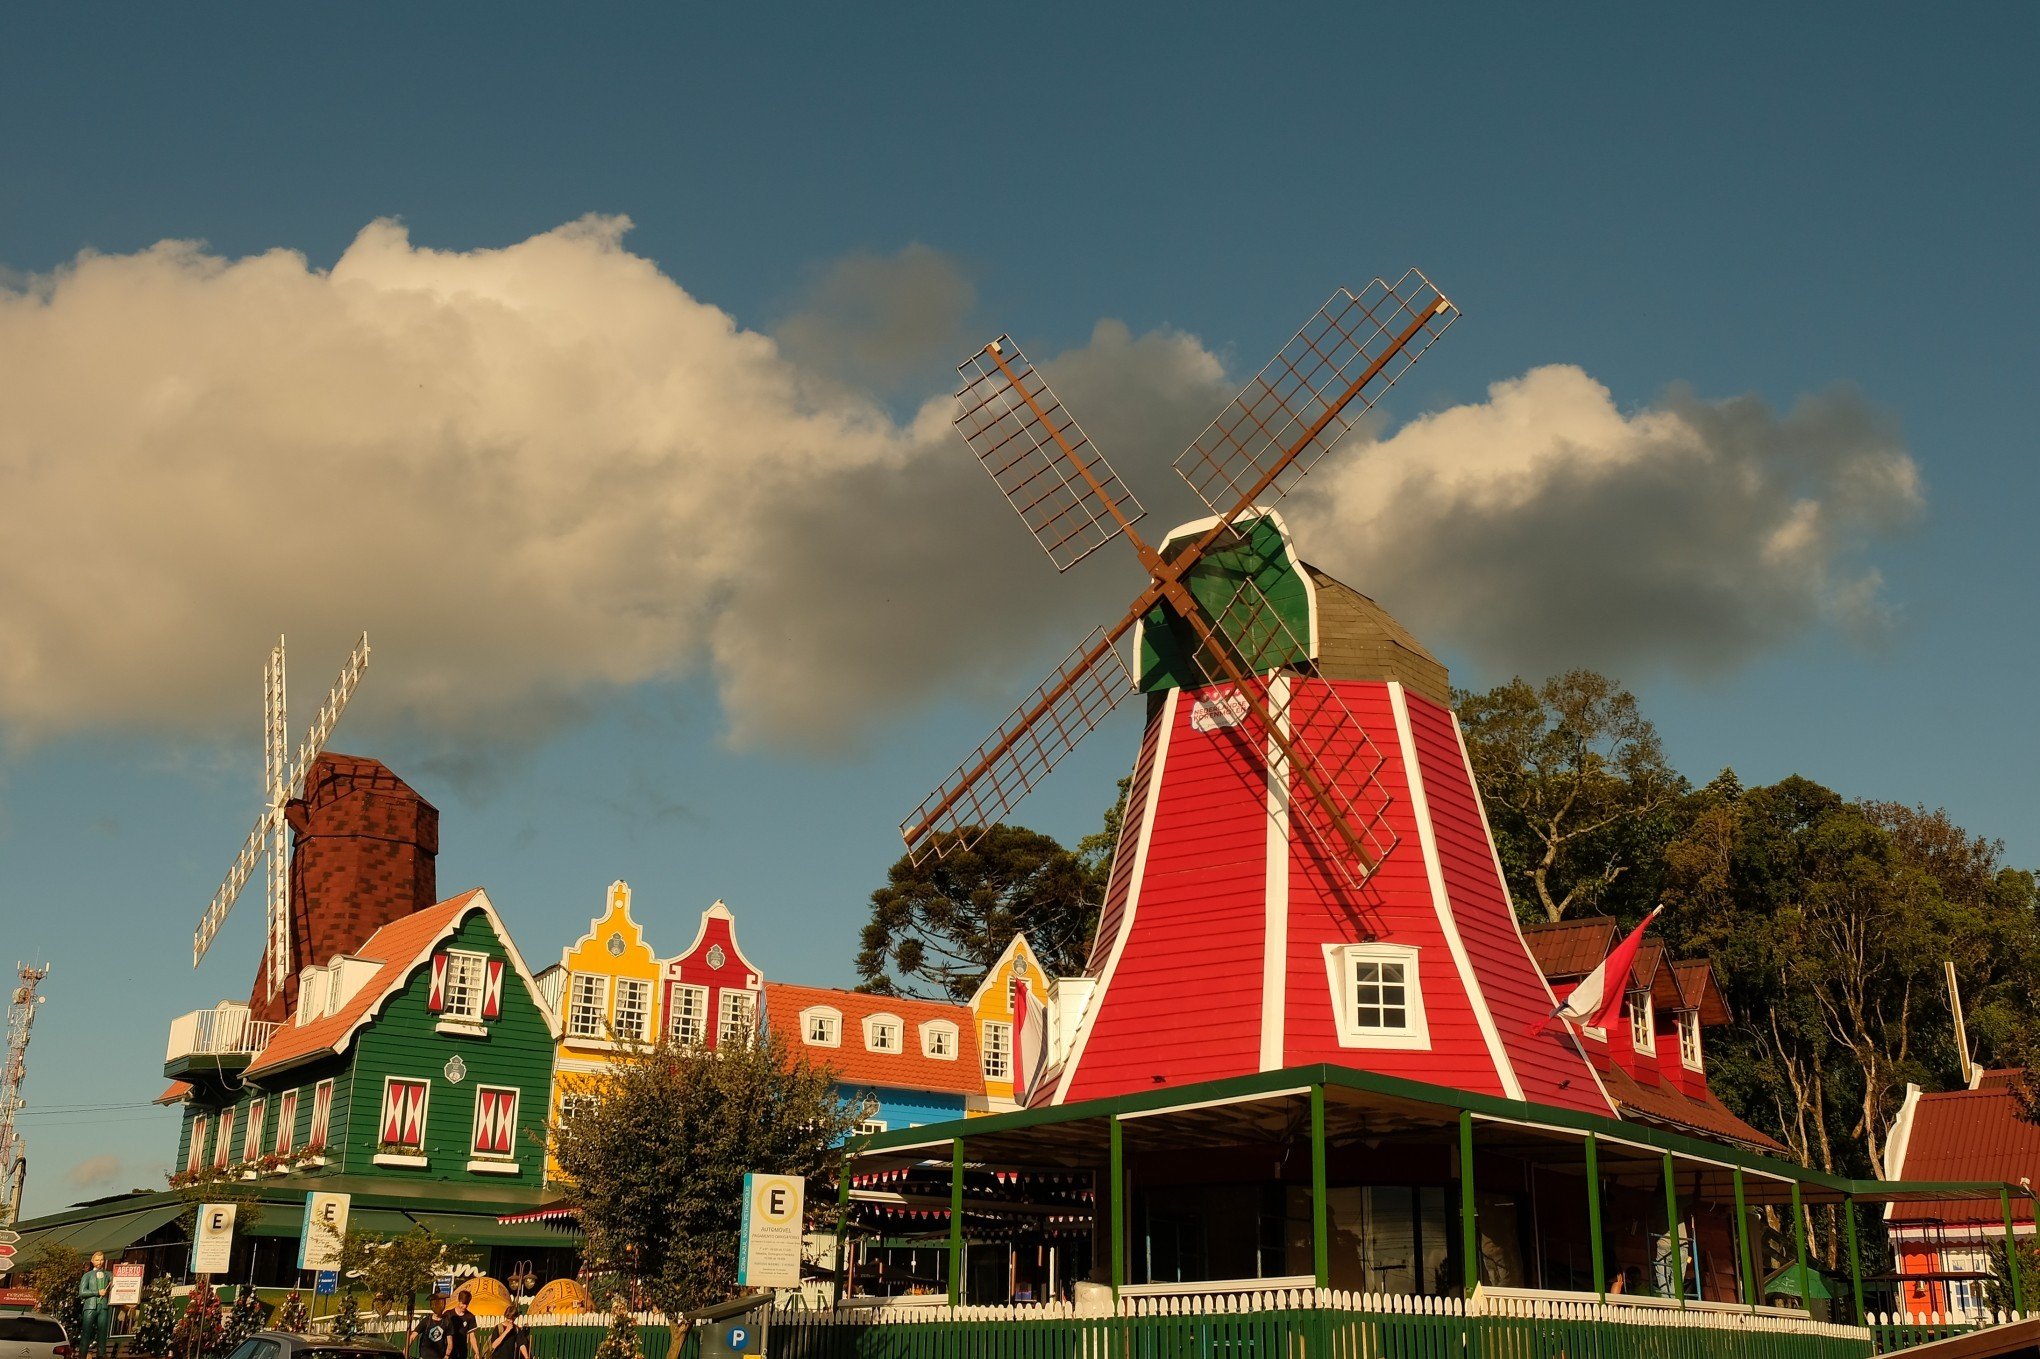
[157, 1080, 192, 1104]
[1890, 1080, 2040, 1225]
[1594, 1057, 1788, 1154]
[764, 982, 982, 1097]
[1521, 918, 1618, 978]
[245, 890, 484, 1079]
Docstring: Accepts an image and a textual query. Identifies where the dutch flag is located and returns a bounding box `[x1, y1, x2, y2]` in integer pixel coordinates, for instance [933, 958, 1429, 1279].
[1532, 905, 1663, 1036]
[1013, 978, 1053, 1105]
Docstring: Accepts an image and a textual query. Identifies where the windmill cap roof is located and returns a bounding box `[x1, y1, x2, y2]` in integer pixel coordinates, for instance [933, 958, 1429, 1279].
[1299, 564, 1451, 707]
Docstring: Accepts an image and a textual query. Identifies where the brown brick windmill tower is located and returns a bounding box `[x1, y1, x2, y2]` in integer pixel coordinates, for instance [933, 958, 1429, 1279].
[190, 635, 440, 1023]
[904, 273, 1612, 1115]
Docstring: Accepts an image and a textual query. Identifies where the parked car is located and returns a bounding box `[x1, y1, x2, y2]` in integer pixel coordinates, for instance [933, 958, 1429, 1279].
[0, 1312, 69, 1359]
[225, 1332, 403, 1359]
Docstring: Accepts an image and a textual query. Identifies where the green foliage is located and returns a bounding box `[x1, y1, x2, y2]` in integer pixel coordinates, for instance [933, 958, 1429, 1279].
[859, 785, 1123, 999]
[550, 1022, 869, 1316]
[1984, 1236, 2040, 1312]
[219, 1286, 270, 1351]
[172, 1281, 225, 1359]
[133, 1274, 180, 1357]
[331, 1290, 363, 1342]
[1456, 669, 1686, 923]
[592, 1295, 644, 1359]
[338, 1225, 476, 1320]
[22, 1245, 86, 1337]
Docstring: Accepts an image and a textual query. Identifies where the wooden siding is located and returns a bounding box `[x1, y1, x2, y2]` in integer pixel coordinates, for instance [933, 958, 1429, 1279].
[969, 937, 1048, 1108]
[1279, 681, 1503, 1093]
[1084, 696, 1164, 977]
[1304, 569, 1452, 707]
[1403, 691, 1610, 1116]
[1062, 685, 1271, 1099]
[342, 910, 556, 1184]
[171, 1050, 353, 1178]
[661, 906, 760, 1052]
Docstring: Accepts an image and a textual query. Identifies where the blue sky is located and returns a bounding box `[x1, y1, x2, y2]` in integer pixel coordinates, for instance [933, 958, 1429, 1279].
[2, 6, 2034, 1218]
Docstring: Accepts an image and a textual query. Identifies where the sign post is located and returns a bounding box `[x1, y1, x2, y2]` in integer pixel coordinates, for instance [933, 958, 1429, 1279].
[736, 1173, 804, 1289]
[190, 1203, 237, 1276]
[298, 1192, 352, 1272]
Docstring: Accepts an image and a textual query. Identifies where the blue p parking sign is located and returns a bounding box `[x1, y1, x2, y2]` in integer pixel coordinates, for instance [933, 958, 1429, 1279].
[725, 1326, 753, 1353]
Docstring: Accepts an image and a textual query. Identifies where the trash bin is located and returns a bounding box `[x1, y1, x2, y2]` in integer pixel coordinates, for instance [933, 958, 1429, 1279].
[689, 1293, 773, 1359]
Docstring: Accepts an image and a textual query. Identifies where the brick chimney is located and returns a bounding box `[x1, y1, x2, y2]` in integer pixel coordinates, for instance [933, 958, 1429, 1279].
[249, 753, 440, 1023]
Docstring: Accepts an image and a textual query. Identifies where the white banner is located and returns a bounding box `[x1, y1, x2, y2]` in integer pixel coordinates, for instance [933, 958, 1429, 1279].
[190, 1203, 237, 1276]
[737, 1173, 804, 1288]
[109, 1263, 144, 1306]
[298, 1191, 351, 1271]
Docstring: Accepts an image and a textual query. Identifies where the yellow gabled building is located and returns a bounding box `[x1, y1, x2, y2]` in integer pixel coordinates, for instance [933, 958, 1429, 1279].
[968, 933, 1052, 1115]
[536, 879, 660, 1179]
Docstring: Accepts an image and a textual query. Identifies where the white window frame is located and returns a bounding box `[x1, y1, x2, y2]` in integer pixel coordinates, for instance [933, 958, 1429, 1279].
[559, 1091, 600, 1123]
[274, 1089, 298, 1157]
[469, 1084, 519, 1163]
[297, 969, 326, 1026]
[188, 1114, 208, 1175]
[864, 1013, 903, 1054]
[442, 950, 488, 1023]
[920, 1020, 958, 1060]
[1323, 943, 1430, 1050]
[719, 990, 758, 1048]
[612, 977, 653, 1043]
[1677, 1008, 1702, 1070]
[855, 1118, 888, 1137]
[802, 1006, 842, 1048]
[670, 983, 708, 1046]
[243, 1097, 267, 1161]
[307, 1079, 334, 1152]
[1628, 991, 1656, 1054]
[982, 1021, 1012, 1080]
[378, 1075, 432, 1152]
[567, 972, 611, 1041]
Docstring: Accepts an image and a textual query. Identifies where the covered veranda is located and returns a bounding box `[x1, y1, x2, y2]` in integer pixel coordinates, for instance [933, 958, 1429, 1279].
[838, 1063, 2036, 1323]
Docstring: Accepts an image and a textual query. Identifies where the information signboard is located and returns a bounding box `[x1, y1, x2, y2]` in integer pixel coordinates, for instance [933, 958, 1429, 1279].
[110, 1263, 145, 1306]
[298, 1192, 351, 1271]
[736, 1173, 803, 1289]
[190, 1203, 237, 1276]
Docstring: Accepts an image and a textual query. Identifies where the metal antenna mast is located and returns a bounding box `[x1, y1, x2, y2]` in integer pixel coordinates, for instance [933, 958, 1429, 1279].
[0, 963, 50, 1227]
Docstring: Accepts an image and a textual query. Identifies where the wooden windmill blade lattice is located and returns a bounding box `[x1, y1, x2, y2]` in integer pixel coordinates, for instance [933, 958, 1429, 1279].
[956, 337, 1147, 572]
[902, 625, 1135, 863]
[1174, 271, 1458, 517]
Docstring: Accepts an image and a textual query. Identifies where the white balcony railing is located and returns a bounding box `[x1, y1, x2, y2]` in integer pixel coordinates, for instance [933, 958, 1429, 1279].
[166, 1004, 279, 1064]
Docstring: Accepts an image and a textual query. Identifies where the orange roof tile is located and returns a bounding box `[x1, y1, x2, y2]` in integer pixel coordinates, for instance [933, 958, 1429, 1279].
[1595, 1058, 1788, 1154]
[157, 1080, 192, 1105]
[245, 890, 483, 1080]
[765, 982, 982, 1097]
[1522, 917, 1619, 978]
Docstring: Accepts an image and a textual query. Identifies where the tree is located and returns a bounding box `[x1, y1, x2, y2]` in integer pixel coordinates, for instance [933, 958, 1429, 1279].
[338, 1225, 475, 1320]
[593, 1294, 644, 1359]
[550, 1023, 868, 1324]
[219, 1287, 270, 1351]
[22, 1244, 86, 1337]
[276, 1289, 309, 1335]
[331, 1289, 363, 1342]
[1456, 670, 1685, 922]
[172, 1281, 225, 1359]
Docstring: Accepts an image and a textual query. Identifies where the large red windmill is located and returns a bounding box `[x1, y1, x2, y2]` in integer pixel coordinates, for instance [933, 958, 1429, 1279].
[904, 273, 1613, 1115]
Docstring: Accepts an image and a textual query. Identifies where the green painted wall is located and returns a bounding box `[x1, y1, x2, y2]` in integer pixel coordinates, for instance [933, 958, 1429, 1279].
[341, 909, 556, 1185]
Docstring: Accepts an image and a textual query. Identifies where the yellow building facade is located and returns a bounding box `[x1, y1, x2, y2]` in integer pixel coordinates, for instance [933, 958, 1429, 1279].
[540, 879, 661, 1178]
[968, 933, 1050, 1115]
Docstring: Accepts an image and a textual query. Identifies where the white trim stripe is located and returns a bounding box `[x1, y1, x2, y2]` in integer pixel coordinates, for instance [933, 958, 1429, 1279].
[1054, 689, 1179, 1104]
[1389, 683, 1525, 1103]
[1261, 675, 1291, 1073]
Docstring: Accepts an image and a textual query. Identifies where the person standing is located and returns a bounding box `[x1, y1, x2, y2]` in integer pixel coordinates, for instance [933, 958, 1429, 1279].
[407, 1294, 453, 1359]
[442, 1290, 480, 1359]
[75, 1252, 114, 1359]
[485, 1303, 531, 1359]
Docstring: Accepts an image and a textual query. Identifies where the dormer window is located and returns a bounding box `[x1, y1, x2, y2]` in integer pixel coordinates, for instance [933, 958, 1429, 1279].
[1627, 991, 1655, 1054]
[1323, 943, 1428, 1049]
[802, 1007, 842, 1047]
[1677, 1009, 1702, 1071]
[297, 969, 326, 1025]
[921, 1020, 958, 1059]
[865, 1014, 903, 1053]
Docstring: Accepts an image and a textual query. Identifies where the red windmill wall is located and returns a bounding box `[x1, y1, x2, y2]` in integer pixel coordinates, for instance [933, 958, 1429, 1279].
[1055, 678, 1609, 1118]
[248, 753, 440, 1023]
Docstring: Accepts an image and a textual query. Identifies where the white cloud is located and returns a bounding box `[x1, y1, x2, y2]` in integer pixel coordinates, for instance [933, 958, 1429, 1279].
[64, 1153, 124, 1189]
[0, 224, 1922, 773]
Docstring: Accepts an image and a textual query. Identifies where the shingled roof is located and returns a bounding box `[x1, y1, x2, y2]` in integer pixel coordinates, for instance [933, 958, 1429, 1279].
[1889, 1076, 2040, 1225]
[764, 982, 983, 1097]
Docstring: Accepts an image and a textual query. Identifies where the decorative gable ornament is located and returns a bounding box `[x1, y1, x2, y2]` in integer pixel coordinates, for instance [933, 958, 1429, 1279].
[707, 945, 726, 970]
[444, 1055, 467, 1084]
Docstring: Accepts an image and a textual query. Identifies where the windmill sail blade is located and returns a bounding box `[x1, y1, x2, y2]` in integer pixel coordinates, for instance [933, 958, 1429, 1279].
[194, 816, 271, 966]
[955, 337, 1147, 572]
[901, 625, 1136, 863]
[1174, 270, 1457, 518]
[289, 633, 370, 789]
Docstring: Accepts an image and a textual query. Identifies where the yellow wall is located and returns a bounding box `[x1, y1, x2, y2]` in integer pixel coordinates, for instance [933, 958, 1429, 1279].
[968, 935, 1049, 1113]
[548, 880, 660, 1179]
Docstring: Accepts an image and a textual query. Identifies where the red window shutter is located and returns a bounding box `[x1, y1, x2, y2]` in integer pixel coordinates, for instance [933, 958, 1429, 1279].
[428, 954, 448, 1011]
[483, 960, 504, 1019]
